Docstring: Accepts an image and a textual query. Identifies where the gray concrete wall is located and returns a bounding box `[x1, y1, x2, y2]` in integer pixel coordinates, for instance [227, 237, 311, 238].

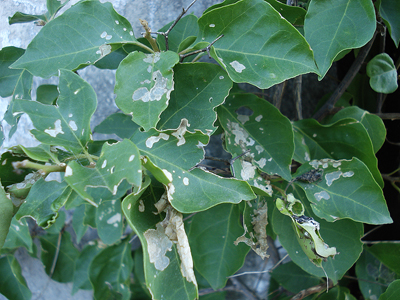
[0, 1, 222, 299]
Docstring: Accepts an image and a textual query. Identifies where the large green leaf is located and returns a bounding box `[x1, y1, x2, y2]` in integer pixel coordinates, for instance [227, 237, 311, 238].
[13, 69, 96, 154]
[15, 178, 70, 228]
[379, 0, 400, 47]
[10, 0, 139, 77]
[39, 231, 79, 283]
[188, 204, 249, 289]
[89, 239, 133, 300]
[379, 280, 400, 300]
[96, 199, 123, 245]
[329, 106, 386, 154]
[2, 218, 33, 253]
[158, 63, 232, 133]
[198, 0, 318, 89]
[293, 118, 384, 187]
[115, 51, 179, 131]
[122, 183, 198, 300]
[0, 255, 31, 300]
[64, 139, 141, 205]
[367, 243, 400, 275]
[272, 187, 364, 283]
[218, 93, 294, 181]
[131, 127, 255, 213]
[295, 158, 391, 224]
[367, 53, 398, 94]
[304, 0, 376, 78]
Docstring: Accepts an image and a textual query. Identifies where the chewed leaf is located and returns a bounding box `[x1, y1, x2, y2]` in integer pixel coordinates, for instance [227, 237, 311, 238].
[295, 158, 392, 225]
[64, 139, 142, 205]
[12, 69, 96, 154]
[115, 51, 179, 131]
[218, 93, 294, 181]
[10, 0, 138, 77]
[198, 0, 318, 88]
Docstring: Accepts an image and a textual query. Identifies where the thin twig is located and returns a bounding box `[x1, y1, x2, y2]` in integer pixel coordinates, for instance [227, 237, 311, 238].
[229, 277, 260, 300]
[140, 19, 159, 52]
[362, 225, 383, 239]
[375, 113, 400, 120]
[180, 34, 224, 62]
[290, 279, 333, 300]
[343, 275, 389, 287]
[363, 240, 400, 244]
[272, 81, 286, 110]
[294, 75, 303, 120]
[312, 31, 377, 121]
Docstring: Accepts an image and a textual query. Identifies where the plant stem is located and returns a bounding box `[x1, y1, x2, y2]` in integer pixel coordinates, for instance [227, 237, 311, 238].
[12, 160, 66, 176]
[139, 19, 160, 52]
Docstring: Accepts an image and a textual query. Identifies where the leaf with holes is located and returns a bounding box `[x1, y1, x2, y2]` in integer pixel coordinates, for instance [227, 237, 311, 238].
[294, 157, 391, 224]
[115, 51, 179, 131]
[188, 204, 249, 289]
[304, 0, 376, 78]
[293, 118, 383, 187]
[131, 124, 255, 213]
[367, 53, 398, 94]
[158, 63, 232, 133]
[218, 92, 294, 181]
[10, 0, 139, 77]
[64, 139, 141, 205]
[96, 199, 123, 245]
[197, 0, 318, 89]
[12, 69, 96, 154]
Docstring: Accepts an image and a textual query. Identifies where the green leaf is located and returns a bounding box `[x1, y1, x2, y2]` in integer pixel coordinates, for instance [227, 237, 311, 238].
[96, 199, 123, 245]
[271, 261, 321, 293]
[8, 12, 47, 25]
[0, 185, 13, 250]
[115, 51, 179, 131]
[13, 69, 96, 154]
[2, 217, 33, 253]
[188, 204, 249, 289]
[122, 185, 198, 300]
[15, 179, 69, 228]
[10, 144, 56, 163]
[131, 126, 255, 213]
[293, 118, 384, 187]
[72, 242, 101, 294]
[272, 186, 364, 283]
[72, 205, 88, 244]
[356, 249, 393, 299]
[0, 255, 31, 300]
[157, 14, 199, 52]
[64, 139, 141, 205]
[89, 239, 133, 300]
[158, 63, 232, 133]
[318, 286, 357, 300]
[264, 0, 306, 26]
[36, 84, 59, 105]
[379, 280, 400, 300]
[378, 0, 400, 47]
[329, 106, 386, 153]
[304, 0, 376, 78]
[295, 157, 391, 224]
[0, 152, 33, 187]
[367, 243, 400, 275]
[45, 210, 66, 234]
[10, 0, 139, 78]
[39, 231, 79, 283]
[94, 112, 140, 139]
[367, 53, 398, 94]
[218, 93, 294, 181]
[198, 0, 318, 89]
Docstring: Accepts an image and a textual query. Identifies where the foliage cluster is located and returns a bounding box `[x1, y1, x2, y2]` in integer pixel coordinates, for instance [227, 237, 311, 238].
[0, 0, 399, 299]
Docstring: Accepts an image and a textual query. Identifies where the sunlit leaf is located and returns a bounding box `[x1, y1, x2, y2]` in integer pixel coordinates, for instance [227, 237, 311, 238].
[198, 0, 318, 89]
[367, 53, 398, 94]
[115, 51, 179, 131]
[304, 0, 376, 78]
[0, 255, 31, 300]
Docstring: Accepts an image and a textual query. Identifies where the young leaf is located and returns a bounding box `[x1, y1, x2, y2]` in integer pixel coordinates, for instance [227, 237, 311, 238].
[158, 63, 232, 133]
[64, 139, 141, 205]
[115, 51, 179, 131]
[96, 199, 123, 245]
[39, 231, 79, 283]
[293, 118, 384, 187]
[10, 0, 139, 77]
[378, 0, 400, 47]
[131, 125, 256, 213]
[13, 69, 96, 154]
[218, 93, 294, 181]
[198, 0, 318, 89]
[304, 0, 376, 78]
[0, 255, 31, 300]
[188, 203, 250, 289]
[295, 157, 392, 225]
[367, 53, 398, 94]
[272, 187, 364, 283]
[89, 239, 133, 300]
